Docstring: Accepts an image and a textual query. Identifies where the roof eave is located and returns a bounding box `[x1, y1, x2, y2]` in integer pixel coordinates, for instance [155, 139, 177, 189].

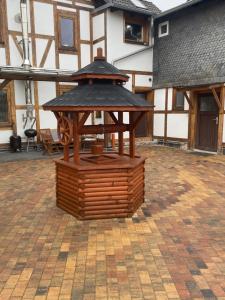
[93, 2, 155, 16]
[43, 105, 153, 112]
[154, 0, 205, 20]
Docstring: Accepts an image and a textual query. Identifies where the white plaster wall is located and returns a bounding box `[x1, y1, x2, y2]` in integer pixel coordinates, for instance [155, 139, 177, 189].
[93, 41, 105, 57]
[135, 75, 152, 87]
[14, 81, 26, 105]
[6, 0, 31, 32]
[59, 54, 78, 70]
[0, 130, 13, 143]
[107, 10, 151, 66]
[114, 49, 153, 72]
[153, 114, 165, 137]
[81, 44, 91, 67]
[43, 41, 56, 69]
[93, 13, 104, 40]
[39, 111, 57, 129]
[0, 48, 6, 66]
[167, 88, 173, 110]
[36, 39, 48, 67]
[38, 82, 56, 105]
[167, 114, 189, 139]
[34, 2, 54, 36]
[35, 39, 56, 69]
[80, 11, 90, 40]
[9, 35, 23, 66]
[154, 89, 166, 111]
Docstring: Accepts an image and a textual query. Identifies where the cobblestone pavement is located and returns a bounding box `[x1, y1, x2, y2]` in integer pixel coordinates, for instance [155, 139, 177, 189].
[1, 146, 225, 300]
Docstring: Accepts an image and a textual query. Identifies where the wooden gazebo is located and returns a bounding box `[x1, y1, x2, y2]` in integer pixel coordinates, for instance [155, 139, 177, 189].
[43, 48, 153, 220]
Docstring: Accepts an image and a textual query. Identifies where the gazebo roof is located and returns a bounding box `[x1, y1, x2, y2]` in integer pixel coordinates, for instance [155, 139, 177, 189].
[43, 48, 153, 112]
[72, 49, 129, 82]
[43, 83, 153, 112]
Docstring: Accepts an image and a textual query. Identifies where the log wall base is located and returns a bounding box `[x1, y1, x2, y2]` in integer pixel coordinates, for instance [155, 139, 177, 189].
[55, 153, 145, 220]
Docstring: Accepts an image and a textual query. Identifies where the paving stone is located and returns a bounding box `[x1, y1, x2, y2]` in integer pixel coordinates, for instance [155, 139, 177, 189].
[1, 146, 225, 299]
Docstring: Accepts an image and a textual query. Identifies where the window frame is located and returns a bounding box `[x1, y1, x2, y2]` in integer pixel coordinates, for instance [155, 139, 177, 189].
[124, 13, 149, 45]
[57, 11, 78, 53]
[172, 89, 185, 111]
[158, 21, 169, 38]
[0, 87, 12, 128]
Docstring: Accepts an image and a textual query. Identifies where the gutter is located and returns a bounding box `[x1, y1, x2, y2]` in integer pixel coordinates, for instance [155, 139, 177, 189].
[154, 0, 205, 19]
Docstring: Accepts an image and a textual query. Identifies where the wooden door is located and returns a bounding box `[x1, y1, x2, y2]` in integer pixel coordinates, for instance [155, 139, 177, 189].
[196, 93, 219, 152]
[134, 93, 148, 137]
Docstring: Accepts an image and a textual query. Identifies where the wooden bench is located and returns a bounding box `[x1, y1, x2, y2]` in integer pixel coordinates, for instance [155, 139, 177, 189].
[39, 129, 62, 155]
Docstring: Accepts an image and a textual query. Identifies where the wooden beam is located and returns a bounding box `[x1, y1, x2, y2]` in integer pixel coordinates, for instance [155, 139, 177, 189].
[73, 112, 80, 164]
[39, 39, 53, 68]
[11, 34, 23, 58]
[0, 79, 11, 90]
[78, 112, 91, 129]
[130, 111, 146, 130]
[108, 112, 119, 124]
[183, 91, 193, 109]
[211, 87, 221, 109]
[118, 112, 123, 155]
[79, 124, 129, 135]
[217, 86, 225, 154]
[129, 112, 135, 158]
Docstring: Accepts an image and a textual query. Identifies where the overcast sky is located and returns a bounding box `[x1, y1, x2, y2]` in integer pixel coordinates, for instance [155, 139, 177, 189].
[151, 0, 186, 11]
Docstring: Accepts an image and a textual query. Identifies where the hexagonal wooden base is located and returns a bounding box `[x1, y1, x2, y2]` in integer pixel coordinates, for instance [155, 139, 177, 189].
[55, 153, 145, 220]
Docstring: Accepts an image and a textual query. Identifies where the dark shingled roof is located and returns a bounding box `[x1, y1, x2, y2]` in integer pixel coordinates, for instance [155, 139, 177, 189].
[73, 59, 129, 79]
[43, 83, 152, 110]
[94, 0, 161, 16]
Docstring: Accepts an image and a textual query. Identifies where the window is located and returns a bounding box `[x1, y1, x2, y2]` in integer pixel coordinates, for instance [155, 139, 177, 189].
[173, 90, 185, 111]
[58, 12, 77, 51]
[0, 90, 10, 126]
[158, 21, 169, 38]
[124, 13, 149, 45]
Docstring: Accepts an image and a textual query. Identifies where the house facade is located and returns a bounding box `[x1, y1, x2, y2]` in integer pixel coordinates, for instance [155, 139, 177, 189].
[153, 0, 225, 153]
[0, 0, 159, 147]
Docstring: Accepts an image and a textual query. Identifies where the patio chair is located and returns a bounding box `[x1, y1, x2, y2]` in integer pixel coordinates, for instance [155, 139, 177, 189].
[39, 128, 61, 155]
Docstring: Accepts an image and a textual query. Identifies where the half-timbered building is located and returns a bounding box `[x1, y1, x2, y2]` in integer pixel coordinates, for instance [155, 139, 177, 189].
[0, 0, 160, 147]
[153, 0, 225, 153]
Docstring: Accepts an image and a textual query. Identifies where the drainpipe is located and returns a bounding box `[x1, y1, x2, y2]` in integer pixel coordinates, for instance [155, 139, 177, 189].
[20, 0, 36, 129]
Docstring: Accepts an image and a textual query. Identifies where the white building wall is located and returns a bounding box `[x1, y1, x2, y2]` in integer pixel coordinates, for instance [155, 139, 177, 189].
[154, 89, 166, 111]
[34, 2, 54, 36]
[93, 14, 105, 40]
[167, 114, 189, 139]
[154, 114, 165, 137]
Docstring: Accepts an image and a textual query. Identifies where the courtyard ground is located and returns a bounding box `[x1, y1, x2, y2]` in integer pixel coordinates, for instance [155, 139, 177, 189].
[0, 146, 225, 300]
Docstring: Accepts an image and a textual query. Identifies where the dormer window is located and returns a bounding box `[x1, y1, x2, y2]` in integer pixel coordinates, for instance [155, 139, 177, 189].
[158, 21, 169, 38]
[124, 13, 149, 45]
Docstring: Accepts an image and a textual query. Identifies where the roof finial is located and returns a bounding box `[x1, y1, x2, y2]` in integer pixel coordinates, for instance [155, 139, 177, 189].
[94, 48, 105, 61]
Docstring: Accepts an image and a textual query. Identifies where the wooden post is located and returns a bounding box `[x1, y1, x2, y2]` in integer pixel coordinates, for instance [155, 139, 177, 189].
[129, 112, 135, 158]
[188, 91, 197, 150]
[118, 112, 124, 155]
[73, 112, 80, 164]
[218, 86, 225, 154]
[64, 145, 69, 162]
